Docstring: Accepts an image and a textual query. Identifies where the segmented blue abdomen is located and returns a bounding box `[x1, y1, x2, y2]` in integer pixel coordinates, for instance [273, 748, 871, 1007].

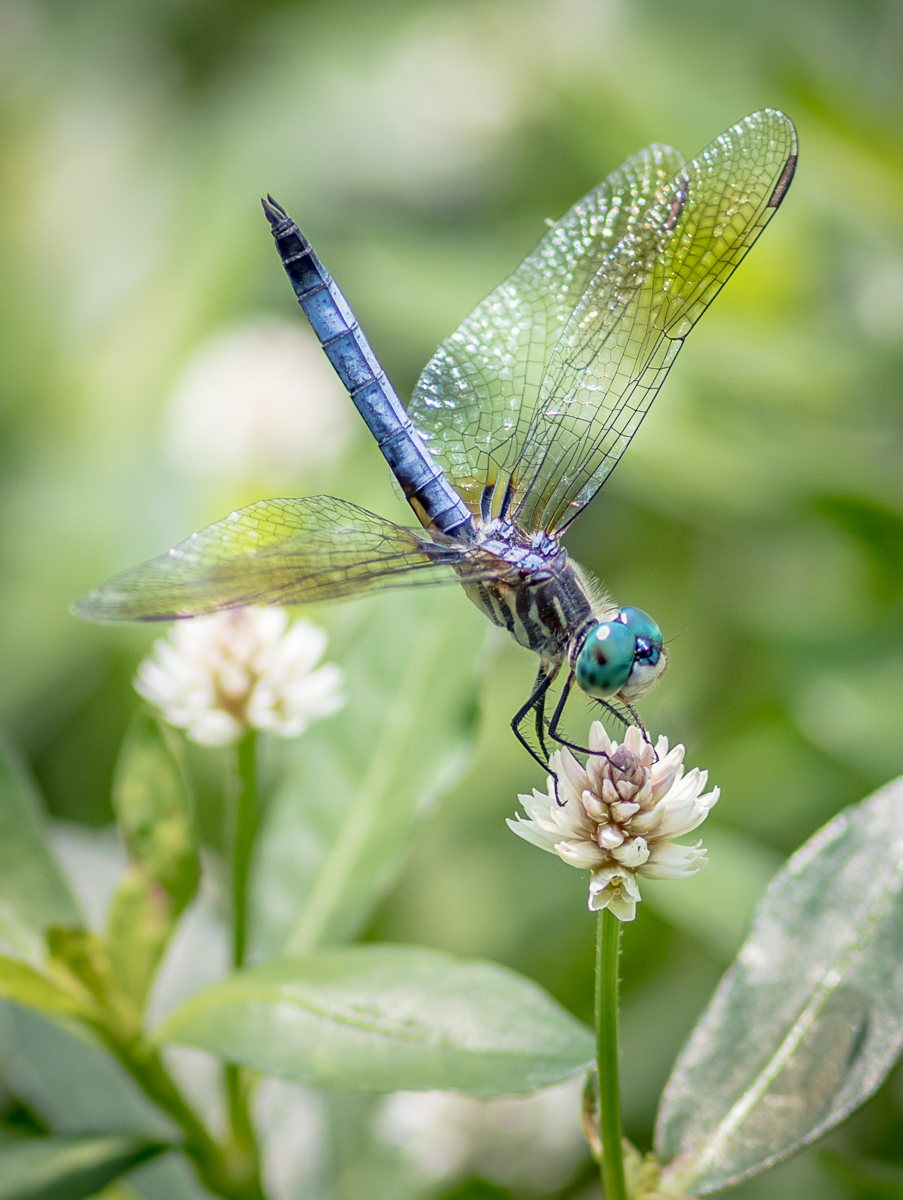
[263, 198, 474, 541]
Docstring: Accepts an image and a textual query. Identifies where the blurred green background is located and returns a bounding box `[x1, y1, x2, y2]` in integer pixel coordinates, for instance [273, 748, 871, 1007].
[1, 0, 903, 1196]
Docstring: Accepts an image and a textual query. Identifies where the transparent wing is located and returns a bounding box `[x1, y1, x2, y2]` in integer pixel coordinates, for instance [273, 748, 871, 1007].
[72, 496, 507, 623]
[408, 141, 686, 515]
[513, 109, 797, 532]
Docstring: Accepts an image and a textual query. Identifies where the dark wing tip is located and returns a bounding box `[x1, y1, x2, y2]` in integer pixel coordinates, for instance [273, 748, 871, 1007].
[768, 154, 797, 208]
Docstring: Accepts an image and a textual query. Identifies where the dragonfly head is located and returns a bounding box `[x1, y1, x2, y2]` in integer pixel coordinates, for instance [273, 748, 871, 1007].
[574, 607, 668, 704]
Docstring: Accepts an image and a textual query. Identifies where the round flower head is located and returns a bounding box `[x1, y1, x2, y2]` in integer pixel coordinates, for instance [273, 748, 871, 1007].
[507, 724, 718, 921]
[135, 607, 345, 746]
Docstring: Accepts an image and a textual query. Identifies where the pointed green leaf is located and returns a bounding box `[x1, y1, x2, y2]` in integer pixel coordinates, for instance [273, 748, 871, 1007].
[154, 944, 593, 1096]
[0, 733, 81, 958]
[254, 589, 488, 957]
[656, 777, 903, 1195]
[106, 869, 175, 1014]
[0, 1135, 168, 1200]
[112, 714, 198, 910]
[108, 715, 199, 1009]
[0, 954, 91, 1019]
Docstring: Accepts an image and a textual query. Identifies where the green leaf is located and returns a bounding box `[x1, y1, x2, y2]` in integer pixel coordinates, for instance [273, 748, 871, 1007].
[154, 944, 593, 1096]
[106, 870, 175, 1014]
[254, 589, 488, 957]
[112, 715, 198, 910]
[0, 1003, 207, 1200]
[0, 955, 91, 1020]
[656, 777, 903, 1196]
[0, 732, 81, 959]
[0, 1135, 168, 1200]
[108, 715, 199, 1009]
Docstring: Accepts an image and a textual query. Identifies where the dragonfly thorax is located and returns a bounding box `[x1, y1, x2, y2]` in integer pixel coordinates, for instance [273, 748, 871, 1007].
[461, 518, 668, 707]
[461, 520, 595, 662]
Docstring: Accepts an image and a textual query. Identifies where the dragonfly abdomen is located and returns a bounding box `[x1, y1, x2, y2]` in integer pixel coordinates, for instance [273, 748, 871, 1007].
[262, 197, 474, 542]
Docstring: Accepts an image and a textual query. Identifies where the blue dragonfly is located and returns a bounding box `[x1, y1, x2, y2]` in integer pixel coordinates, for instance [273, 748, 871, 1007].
[74, 110, 797, 770]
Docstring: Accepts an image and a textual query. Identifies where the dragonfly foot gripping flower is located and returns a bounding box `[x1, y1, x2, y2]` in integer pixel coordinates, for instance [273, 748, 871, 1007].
[507, 725, 718, 921]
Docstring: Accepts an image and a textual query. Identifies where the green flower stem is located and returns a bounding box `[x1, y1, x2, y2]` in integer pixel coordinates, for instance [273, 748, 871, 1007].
[596, 908, 627, 1200]
[106, 1036, 265, 1200]
[225, 1062, 260, 1177]
[233, 732, 258, 971]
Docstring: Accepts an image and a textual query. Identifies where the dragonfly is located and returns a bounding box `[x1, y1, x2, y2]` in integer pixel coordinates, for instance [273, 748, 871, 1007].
[74, 109, 797, 772]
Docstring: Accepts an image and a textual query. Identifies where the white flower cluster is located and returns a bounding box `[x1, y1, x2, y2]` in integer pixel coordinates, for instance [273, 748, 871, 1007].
[135, 607, 344, 746]
[508, 724, 718, 921]
[376, 1078, 587, 1194]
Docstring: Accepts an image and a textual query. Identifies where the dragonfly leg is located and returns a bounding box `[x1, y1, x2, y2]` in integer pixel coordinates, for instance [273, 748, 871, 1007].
[533, 682, 550, 763]
[511, 666, 558, 773]
[547, 680, 646, 776]
[620, 699, 657, 760]
[547, 672, 602, 758]
[545, 672, 599, 804]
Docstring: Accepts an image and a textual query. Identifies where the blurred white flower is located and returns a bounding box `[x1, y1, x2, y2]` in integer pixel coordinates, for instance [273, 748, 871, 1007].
[165, 319, 353, 482]
[135, 607, 345, 746]
[375, 1077, 588, 1194]
[508, 725, 718, 922]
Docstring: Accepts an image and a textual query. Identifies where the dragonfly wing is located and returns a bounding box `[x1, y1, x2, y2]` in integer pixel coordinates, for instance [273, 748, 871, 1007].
[407, 142, 686, 515]
[511, 109, 798, 532]
[73, 496, 506, 623]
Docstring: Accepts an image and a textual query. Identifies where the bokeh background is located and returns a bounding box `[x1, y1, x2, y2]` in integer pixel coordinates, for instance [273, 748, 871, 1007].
[1, 0, 903, 1196]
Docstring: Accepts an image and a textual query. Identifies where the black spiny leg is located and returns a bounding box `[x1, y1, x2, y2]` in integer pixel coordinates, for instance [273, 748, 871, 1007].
[511, 666, 558, 772]
[547, 688, 655, 761]
[534, 678, 550, 763]
[547, 672, 596, 757]
[547, 677, 621, 759]
[621, 699, 656, 758]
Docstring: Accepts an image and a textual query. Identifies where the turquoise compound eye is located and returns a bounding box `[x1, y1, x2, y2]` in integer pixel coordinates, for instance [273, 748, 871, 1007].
[575, 621, 637, 700]
[616, 606, 668, 701]
[616, 606, 663, 660]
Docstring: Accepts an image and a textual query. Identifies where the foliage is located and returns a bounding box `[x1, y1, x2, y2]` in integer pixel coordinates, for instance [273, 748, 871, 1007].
[0, 0, 903, 1197]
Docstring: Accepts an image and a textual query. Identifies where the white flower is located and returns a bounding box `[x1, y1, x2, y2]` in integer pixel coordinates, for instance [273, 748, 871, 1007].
[375, 1078, 587, 1193]
[135, 607, 345, 746]
[165, 319, 353, 482]
[507, 724, 718, 922]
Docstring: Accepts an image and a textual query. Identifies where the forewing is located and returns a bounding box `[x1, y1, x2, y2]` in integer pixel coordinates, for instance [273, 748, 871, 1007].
[512, 109, 798, 532]
[408, 142, 686, 514]
[72, 497, 505, 622]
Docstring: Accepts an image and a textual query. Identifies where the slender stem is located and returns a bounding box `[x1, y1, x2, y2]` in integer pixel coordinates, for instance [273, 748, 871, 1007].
[596, 908, 627, 1200]
[232, 732, 258, 970]
[103, 1036, 265, 1200]
[226, 1062, 259, 1159]
[224, 1060, 262, 1196]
